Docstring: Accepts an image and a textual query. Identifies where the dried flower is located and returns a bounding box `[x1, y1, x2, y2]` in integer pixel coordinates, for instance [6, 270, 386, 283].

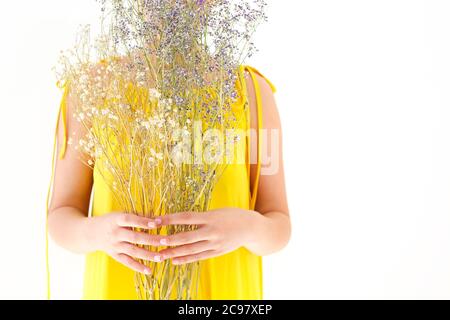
[55, 0, 267, 300]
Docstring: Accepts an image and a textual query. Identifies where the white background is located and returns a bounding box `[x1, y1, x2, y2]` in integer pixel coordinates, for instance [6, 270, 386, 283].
[1, 0, 450, 299]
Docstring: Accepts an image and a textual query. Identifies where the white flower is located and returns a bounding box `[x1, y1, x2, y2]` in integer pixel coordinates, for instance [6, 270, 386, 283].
[149, 88, 161, 99]
[141, 121, 151, 129]
[108, 114, 119, 121]
[150, 148, 164, 161]
[168, 119, 177, 128]
[79, 74, 89, 84]
[182, 130, 190, 138]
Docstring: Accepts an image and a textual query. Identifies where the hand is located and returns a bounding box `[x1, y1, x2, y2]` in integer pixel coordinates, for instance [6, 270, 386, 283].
[157, 208, 261, 265]
[85, 213, 166, 274]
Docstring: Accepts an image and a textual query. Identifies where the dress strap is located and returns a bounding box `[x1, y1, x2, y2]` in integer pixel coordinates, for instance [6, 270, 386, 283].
[45, 82, 70, 299]
[242, 66, 276, 210]
[58, 83, 69, 159]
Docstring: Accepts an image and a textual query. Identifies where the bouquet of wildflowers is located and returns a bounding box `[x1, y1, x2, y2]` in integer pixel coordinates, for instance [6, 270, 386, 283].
[55, 0, 267, 300]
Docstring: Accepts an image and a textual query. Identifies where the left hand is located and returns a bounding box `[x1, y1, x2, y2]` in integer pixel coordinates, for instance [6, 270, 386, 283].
[156, 208, 260, 265]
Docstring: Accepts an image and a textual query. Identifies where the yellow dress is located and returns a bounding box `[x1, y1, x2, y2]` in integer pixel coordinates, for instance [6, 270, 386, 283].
[47, 65, 276, 300]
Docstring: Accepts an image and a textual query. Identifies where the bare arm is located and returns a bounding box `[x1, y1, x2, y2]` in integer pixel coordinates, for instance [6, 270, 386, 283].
[245, 72, 291, 256]
[47, 85, 95, 254]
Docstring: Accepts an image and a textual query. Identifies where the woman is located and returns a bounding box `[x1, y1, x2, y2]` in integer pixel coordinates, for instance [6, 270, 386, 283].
[48, 65, 290, 300]
[47, 1, 290, 300]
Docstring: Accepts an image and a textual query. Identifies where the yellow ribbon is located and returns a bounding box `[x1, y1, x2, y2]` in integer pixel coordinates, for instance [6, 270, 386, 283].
[45, 82, 69, 299]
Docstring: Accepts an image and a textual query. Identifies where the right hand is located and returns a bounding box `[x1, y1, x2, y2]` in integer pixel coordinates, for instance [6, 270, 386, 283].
[86, 212, 165, 274]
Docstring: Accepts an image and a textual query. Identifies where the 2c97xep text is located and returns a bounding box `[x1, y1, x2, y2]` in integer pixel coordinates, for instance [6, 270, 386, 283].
[178, 303, 273, 318]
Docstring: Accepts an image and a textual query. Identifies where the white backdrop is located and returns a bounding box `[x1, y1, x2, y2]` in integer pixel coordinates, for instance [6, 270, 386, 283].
[1, 0, 450, 300]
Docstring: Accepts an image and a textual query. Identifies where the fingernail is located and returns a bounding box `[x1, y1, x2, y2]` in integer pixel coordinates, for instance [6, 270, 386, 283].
[144, 268, 151, 274]
[148, 222, 156, 228]
[160, 238, 168, 246]
[154, 255, 161, 262]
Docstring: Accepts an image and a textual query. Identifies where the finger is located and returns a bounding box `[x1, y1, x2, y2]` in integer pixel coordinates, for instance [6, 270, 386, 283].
[118, 242, 165, 262]
[158, 212, 207, 226]
[117, 214, 159, 229]
[160, 241, 213, 259]
[117, 228, 164, 246]
[159, 228, 209, 247]
[114, 253, 152, 274]
[171, 250, 217, 265]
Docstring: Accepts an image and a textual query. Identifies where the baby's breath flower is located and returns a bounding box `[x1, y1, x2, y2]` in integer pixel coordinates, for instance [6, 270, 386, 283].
[149, 88, 161, 99]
